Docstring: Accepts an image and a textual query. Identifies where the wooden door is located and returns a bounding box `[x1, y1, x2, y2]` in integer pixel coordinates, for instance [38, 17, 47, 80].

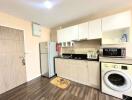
[0, 26, 26, 94]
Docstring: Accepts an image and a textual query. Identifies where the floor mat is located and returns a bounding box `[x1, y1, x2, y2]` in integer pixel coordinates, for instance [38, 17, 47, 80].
[50, 77, 70, 89]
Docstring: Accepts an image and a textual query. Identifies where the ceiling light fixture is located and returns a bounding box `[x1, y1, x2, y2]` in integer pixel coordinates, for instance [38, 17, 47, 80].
[44, 0, 53, 9]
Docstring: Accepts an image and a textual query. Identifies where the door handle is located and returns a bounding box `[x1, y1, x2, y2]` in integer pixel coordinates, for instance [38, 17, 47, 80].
[22, 58, 26, 66]
[19, 56, 26, 66]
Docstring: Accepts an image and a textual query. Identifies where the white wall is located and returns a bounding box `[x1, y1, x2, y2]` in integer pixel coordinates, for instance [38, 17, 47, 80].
[0, 12, 50, 81]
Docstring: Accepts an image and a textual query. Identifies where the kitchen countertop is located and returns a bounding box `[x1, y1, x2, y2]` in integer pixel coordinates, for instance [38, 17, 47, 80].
[55, 56, 132, 64]
[54, 56, 99, 61]
[99, 57, 132, 64]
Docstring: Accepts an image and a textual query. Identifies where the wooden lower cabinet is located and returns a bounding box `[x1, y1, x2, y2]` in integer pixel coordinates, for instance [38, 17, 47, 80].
[88, 61, 100, 89]
[74, 60, 89, 85]
[55, 58, 100, 89]
[55, 59, 70, 79]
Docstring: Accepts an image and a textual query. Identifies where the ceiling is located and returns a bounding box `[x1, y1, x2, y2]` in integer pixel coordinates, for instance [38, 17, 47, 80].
[0, 0, 132, 28]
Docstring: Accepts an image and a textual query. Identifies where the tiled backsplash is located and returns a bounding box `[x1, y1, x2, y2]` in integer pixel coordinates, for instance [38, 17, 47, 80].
[62, 39, 101, 54]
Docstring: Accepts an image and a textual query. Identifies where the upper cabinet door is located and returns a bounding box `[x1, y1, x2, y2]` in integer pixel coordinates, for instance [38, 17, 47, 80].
[63, 25, 79, 42]
[71, 25, 79, 41]
[89, 19, 102, 39]
[63, 27, 72, 42]
[102, 11, 131, 32]
[78, 22, 88, 40]
[57, 30, 63, 43]
[57, 25, 79, 43]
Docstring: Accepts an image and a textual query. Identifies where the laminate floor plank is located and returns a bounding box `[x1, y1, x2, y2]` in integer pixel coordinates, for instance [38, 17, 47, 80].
[0, 77, 121, 100]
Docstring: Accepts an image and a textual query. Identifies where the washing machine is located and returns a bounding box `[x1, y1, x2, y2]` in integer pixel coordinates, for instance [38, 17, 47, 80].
[101, 62, 132, 99]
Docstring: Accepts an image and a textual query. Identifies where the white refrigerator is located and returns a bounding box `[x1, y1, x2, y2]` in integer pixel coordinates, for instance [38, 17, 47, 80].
[39, 42, 57, 78]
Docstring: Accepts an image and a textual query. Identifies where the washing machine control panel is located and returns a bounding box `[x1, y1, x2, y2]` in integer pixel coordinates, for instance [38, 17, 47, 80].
[101, 63, 132, 72]
[121, 66, 128, 70]
[113, 65, 119, 68]
[103, 63, 120, 69]
[102, 62, 131, 70]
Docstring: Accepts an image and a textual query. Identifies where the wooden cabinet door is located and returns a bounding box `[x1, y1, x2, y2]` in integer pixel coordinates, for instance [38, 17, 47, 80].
[55, 59, 71, 79]
[78, 22, 88, 40]
[102, 11, 131, 32]
[69, 60, 88, 85]
[55, 59, 100, 89]
[55, 59, 89, 85]
[55, 58, 65, 77]
[68, 60, 78, 82]
[76, 60, 89, 85]
[88, 61, 100, 89]
[89, 19, 102, 39]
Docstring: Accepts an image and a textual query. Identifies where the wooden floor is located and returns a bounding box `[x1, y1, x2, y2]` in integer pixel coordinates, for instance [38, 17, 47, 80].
[0, 77, 121, 100]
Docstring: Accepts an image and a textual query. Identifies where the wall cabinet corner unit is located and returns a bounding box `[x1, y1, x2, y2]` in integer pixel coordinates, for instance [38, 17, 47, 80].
[55, 58, 100, 89]
[89, 19, 102, 39]
[102, 11, 131, 32]
[78, 22, 89, 40]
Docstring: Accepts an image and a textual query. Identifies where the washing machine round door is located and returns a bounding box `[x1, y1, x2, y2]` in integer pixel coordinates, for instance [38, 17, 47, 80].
[104, 70, 132, 92]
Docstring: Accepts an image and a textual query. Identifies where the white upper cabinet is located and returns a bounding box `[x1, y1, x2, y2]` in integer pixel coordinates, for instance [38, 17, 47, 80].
[62, 27, 71, 42]
[57, 10, 131, 44]
[57, 29, 63, 43]
[63, 25, 79, 42]
[72, 25, 79, 41]
[78, 22, 88, 40]
[89, 19, 102, 39]
[57, 25, 79, 44]
[102, 11, 131, 32]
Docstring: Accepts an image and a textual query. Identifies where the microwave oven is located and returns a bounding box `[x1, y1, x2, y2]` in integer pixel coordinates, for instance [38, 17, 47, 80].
[100, 48, 126, 58]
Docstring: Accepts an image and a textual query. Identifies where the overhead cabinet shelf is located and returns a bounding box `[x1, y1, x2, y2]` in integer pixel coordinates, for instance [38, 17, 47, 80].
[102, 11, 131, 32]
[57, 20, 102, 47]
[102, 11, 131, 44]
[57, 10, 132, 46]
[102, 28, 130, 44]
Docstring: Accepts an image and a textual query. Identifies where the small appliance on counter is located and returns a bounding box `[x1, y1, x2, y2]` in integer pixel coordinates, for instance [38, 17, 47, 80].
[39, 42, 57, 78]
[87, 50, 99, 60]
[100, 47, 126, 58]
